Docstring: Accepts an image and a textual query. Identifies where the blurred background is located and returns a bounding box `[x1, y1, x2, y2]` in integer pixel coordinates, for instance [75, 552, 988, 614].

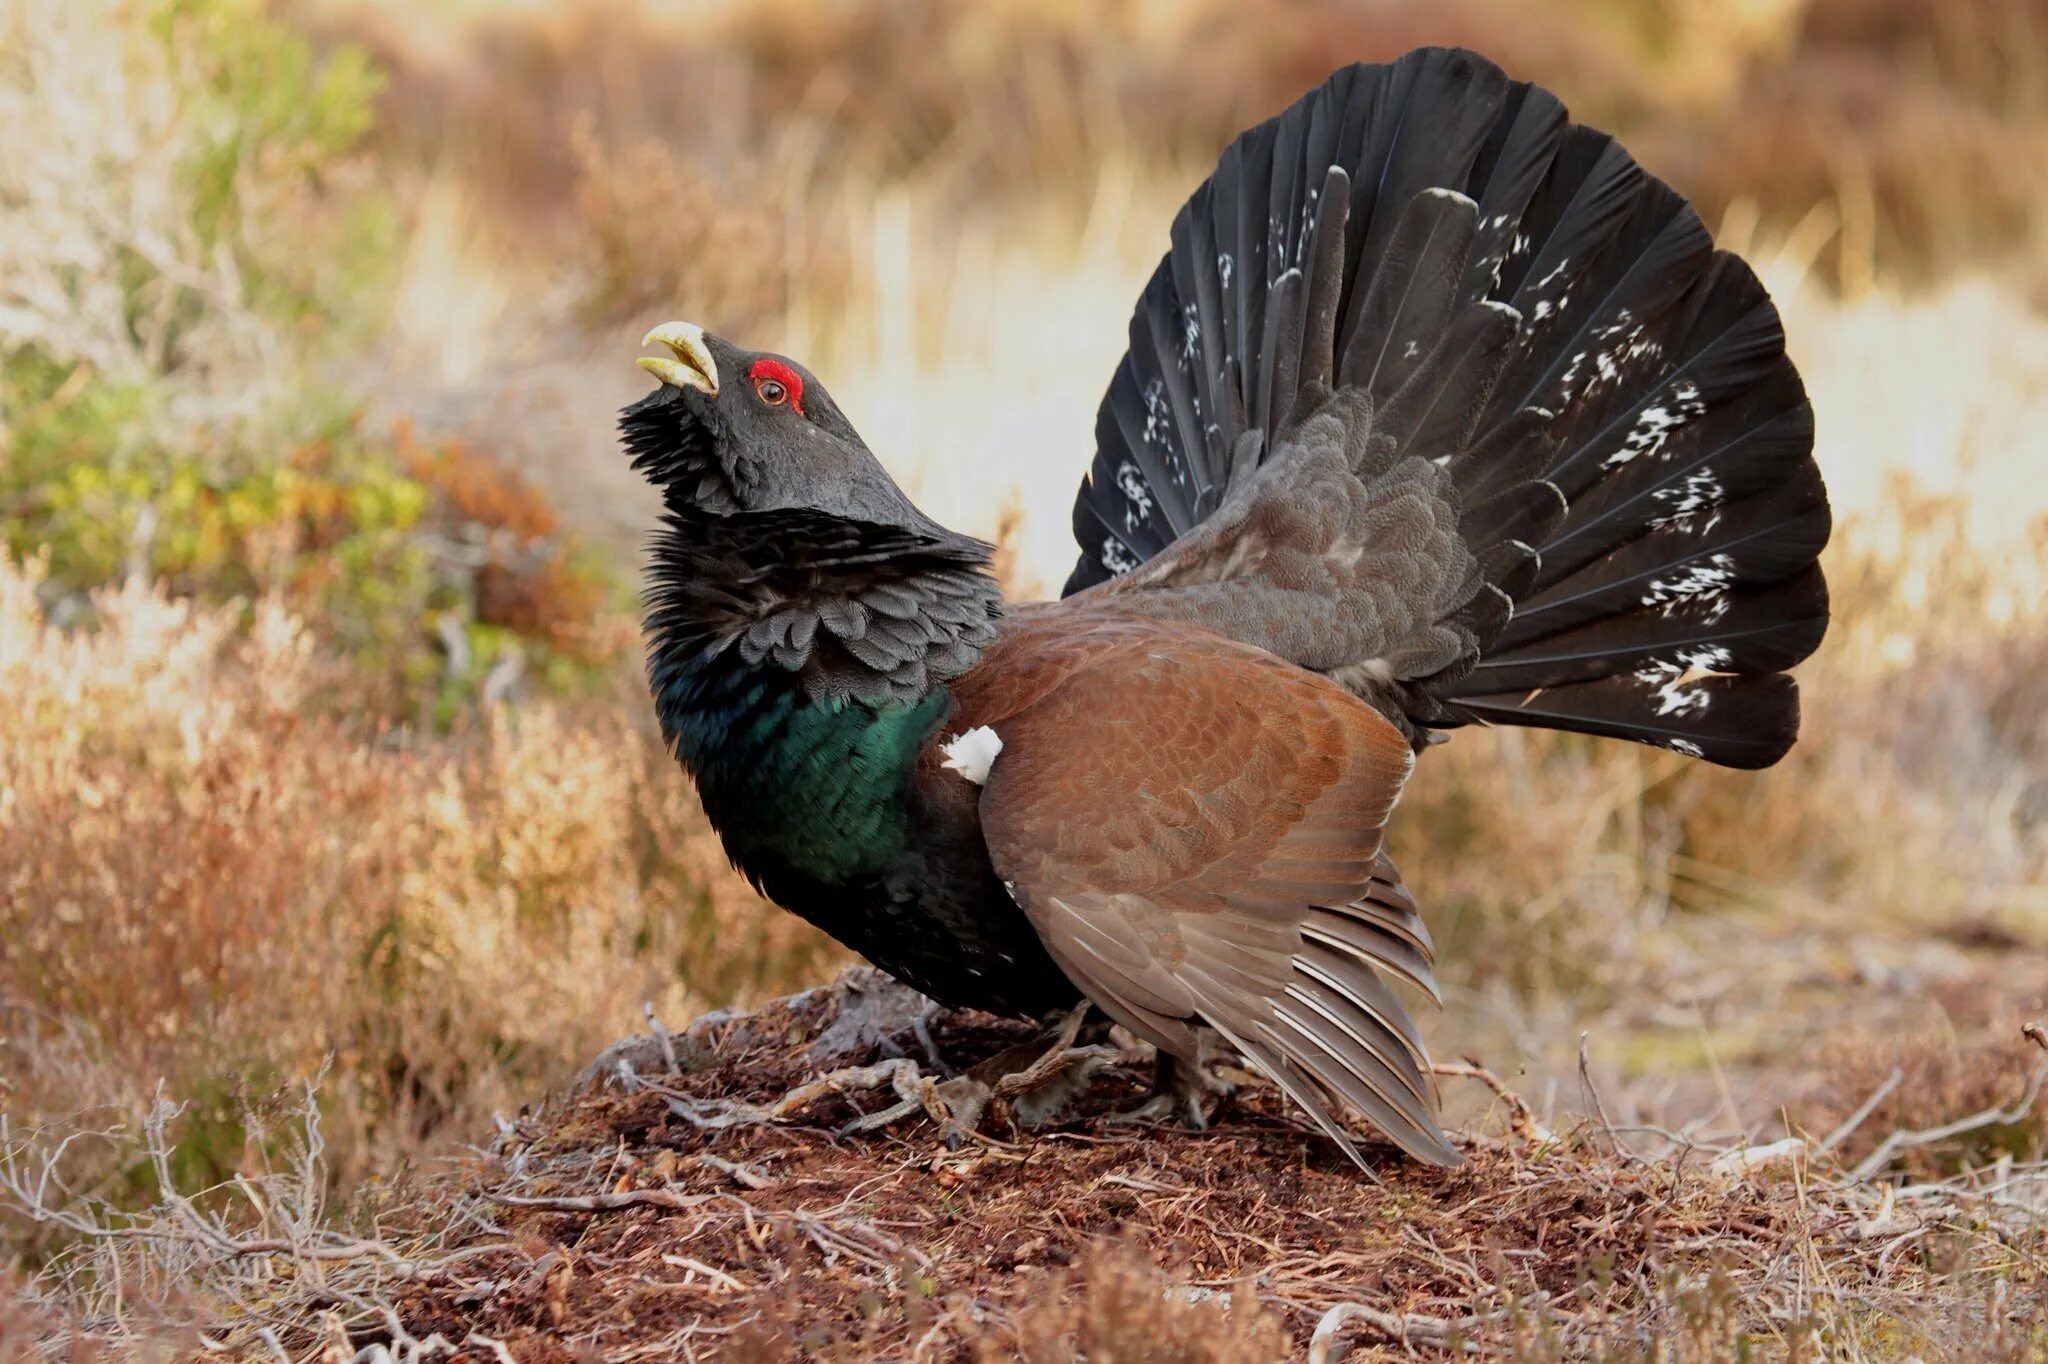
[3, 0, 2046, 1238]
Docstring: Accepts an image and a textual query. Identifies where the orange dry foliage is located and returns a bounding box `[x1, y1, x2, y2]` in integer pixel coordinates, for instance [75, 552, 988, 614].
[397, 420, 560, 541]
[395, 420, 620, 659]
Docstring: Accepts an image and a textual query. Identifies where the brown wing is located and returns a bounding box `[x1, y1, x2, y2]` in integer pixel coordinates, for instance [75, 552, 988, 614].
[954, 606, 1458, 1166]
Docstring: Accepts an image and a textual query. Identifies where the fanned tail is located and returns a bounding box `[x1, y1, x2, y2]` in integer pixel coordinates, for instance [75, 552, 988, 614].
[1065, 47, 1829, 770]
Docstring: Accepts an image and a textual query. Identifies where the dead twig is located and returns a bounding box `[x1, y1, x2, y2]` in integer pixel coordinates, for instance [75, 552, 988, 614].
[1578, 1033, 1636, 1162]
[1817, 1066, 1904, 1156]
[483, 1187, 715, 1214]
[1310, 1300, 1488, 1358]
[660, 1254, 746, 1293]
[665, 1058, 941, 1133]
[1431, 1060, 1554, 1144]
[1708, 1137, 1807, 1178]
[644, 1001, 678, 1072]
[692, 1154, 777, 1191]
[1850, 1059, 2048, 1181]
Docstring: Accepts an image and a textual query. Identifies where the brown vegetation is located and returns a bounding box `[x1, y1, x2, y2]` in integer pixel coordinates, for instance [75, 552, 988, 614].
[314, 0, 2048, 309]
[9, 975, 2045, 1359]
[6, 0, 2048, 1357]
[0, 555, 833, 1205]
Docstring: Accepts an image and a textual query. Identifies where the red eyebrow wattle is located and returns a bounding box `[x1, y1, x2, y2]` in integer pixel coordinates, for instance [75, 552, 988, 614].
[747, 358, 806, 414]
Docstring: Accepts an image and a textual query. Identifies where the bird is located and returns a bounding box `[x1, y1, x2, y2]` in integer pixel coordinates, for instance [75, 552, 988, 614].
[620, 47, 1830, 1167]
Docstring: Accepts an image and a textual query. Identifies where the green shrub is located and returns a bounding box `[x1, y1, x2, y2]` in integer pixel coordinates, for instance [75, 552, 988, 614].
[157, 0, 392, 337]
[0, 0, 621, 710]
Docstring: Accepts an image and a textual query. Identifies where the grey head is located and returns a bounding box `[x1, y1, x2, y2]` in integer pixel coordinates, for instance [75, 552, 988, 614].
[621, 322, 945, 534]
[623, 323, 1001, 704]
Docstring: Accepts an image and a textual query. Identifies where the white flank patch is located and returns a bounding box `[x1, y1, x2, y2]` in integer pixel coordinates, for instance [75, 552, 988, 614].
[941, 726, 1004, 786]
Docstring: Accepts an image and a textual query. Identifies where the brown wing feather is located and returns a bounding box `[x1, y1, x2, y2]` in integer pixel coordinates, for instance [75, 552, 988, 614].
[953, 605, 1459, 1166]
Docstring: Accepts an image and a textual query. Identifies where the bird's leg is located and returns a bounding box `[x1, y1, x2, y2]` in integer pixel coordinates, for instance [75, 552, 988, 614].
[1108, 1050, 1234, 1129]
[927, 1003, 1117, 1141]
[991, 1004, 1118, 1128]
[912, 1000, 954, 1078]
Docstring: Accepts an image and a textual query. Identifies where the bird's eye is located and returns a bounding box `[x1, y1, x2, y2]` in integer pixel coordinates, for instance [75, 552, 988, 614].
[746, 358, 806, 413]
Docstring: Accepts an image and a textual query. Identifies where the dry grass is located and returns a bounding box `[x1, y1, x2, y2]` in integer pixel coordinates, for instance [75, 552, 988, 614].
[6, 0, 2048, 1357]
[0, 0, 307, 408]
[309, 0, 2048, 311]
[9, 976, 2045, 1360]
[0, 555, 838, 1207]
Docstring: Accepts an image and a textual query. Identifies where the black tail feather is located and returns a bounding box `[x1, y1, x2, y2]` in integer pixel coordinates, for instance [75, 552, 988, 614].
[1066, 47, 1829, 768]
[1500, 470, 1831, 647]
[1445, 672, 1803, 770]
[1465, 567, 1829, 695]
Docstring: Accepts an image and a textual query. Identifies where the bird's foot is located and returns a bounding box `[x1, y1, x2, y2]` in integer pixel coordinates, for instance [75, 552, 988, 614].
[1107, 1052, 1234, 1130]
[821, 1005, 1116, 1145]
[925, 1003, 1117, 1142]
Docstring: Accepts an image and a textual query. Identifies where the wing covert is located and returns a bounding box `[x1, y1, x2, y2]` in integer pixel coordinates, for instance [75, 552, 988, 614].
[955, 611, 1459, 1166]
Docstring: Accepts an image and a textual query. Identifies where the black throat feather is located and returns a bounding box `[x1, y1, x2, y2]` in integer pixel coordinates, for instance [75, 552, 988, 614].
[643, 507, 1002, 711]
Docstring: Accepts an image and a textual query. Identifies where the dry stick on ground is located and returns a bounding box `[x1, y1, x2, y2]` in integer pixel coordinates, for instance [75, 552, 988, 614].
[485, 1187, 716, 1215]
[1817, 1066, 1906, 1156]
[1707, 1136, 1808, 1177]
[642, 1001, 678, 1071]
[692, 1153, 779, 1190]
[1850, 1056, 2048, 1181]
[1430, 1060, 1555, 1144]
[1308, 1300, 1490, 1359]
[659, 1058, 950, 1134]
[1578, 1032, 1637, 1162]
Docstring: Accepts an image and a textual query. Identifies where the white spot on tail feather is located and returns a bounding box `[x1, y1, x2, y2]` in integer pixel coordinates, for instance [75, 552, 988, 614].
[1633, 646, 1734, 718]
[1650, 466, 1726, 523]
[1116, 459, 1154, 529]
[941, 726, 1004, 786]
[1142, 377, 1169, 447]
[1608, 382, 1708, 468]
[1641, 553, 1737, 622]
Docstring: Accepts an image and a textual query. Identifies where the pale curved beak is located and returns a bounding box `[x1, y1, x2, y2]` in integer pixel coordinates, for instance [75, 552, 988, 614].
[637, 322, 718, 396]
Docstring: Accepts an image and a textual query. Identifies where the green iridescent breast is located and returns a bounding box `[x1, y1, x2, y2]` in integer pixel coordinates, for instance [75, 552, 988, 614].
[656, 657, 951, 886]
